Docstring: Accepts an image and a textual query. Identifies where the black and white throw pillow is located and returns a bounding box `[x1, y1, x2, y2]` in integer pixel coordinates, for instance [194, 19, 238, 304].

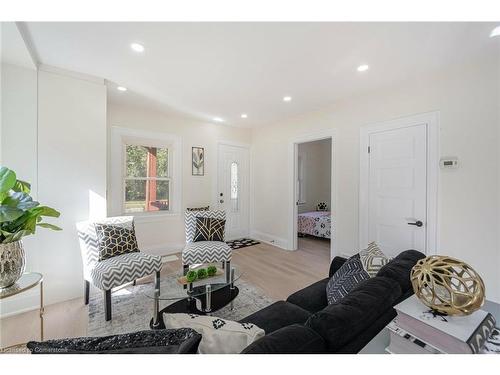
[326, 242, 389, 304]
[186, 206, 210, 212]
[193, 217, 225, 242]
[95, 224, 139, 261]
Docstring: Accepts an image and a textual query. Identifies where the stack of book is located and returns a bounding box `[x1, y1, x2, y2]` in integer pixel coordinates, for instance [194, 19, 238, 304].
[387, 295, 499, 354]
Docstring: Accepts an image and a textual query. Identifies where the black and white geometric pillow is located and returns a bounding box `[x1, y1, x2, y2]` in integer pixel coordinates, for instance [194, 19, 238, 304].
[186, 206, 210, 212]
[95, 224, 139, 261]
[193, 217, 226, 242]
[325, 242, 389, 304]
[326, 253, 370, 305]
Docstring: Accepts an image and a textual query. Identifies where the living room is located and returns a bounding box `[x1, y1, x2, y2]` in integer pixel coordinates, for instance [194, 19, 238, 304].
[1, 0, 500, 372]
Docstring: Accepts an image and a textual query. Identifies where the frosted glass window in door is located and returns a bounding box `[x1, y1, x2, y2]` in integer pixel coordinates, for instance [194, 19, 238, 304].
[230, 162, 239, 212]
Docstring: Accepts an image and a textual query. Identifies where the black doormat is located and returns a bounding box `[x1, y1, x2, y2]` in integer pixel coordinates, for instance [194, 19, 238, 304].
[226, 238, 260, 250]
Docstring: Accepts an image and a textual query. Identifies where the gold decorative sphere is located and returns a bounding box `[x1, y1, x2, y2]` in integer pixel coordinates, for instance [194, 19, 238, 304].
[410, 255, 485, 316]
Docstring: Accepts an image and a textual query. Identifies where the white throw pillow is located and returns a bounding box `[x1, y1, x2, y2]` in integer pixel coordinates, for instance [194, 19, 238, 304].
[163, 313, 265, 354]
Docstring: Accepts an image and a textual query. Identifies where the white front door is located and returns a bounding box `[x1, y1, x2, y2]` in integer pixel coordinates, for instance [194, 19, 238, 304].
[217, 144, 250, 240]
[367, 124, 427, 256]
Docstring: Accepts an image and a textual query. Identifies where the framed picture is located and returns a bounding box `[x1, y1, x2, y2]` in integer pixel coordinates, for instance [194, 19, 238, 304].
[192, 147, 204, 176]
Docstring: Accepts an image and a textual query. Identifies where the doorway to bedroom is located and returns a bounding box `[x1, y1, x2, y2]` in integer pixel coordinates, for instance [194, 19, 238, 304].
[293, 137, 333, 257]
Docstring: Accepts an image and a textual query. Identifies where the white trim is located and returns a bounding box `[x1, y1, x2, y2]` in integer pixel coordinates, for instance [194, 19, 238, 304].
[288, 129, 338, 260]
[38, 64, 104, 84]
[250, 230, 288, 250]
[110, 126, 182, 217]
[359, 111, 440, 255]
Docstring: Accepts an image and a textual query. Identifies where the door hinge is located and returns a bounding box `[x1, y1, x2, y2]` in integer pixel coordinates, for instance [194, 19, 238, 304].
[368, 146, 371, 153]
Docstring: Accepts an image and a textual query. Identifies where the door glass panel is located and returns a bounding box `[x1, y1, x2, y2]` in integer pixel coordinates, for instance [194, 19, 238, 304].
[230, 162, 239, 211]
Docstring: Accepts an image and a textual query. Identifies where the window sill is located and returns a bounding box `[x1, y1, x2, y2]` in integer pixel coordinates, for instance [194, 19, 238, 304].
[127, 212, 181, 223]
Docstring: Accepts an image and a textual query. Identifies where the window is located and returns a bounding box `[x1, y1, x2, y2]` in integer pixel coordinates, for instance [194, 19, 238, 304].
[230, 162, 239, 212]
[110, 127, 182, 218]
[124, 145, 170, 213]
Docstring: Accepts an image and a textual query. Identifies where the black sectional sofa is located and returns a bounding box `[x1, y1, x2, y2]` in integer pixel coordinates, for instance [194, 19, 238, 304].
[239, 249, 425, 354]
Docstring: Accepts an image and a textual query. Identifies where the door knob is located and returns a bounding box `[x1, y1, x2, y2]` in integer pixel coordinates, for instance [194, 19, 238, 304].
[220, 199, 224, 204]
[408, 220, 423, 227]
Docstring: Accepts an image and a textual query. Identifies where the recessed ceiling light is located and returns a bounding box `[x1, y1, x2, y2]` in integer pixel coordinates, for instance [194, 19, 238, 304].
[357, 64, 370, 72]
[213, 117, 224, 123]
[490, 26, 500, 38]
[130, 43, 145, 53]
[117, 86, 127, 92]
[241, 114, 248, 119]
[283, 96, 292, 102]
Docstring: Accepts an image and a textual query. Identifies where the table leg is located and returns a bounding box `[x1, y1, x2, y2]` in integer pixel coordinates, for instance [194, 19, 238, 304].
[40, 281, 44, 341]
[152, 288, 161, 329]
[230, 268, 235, 311]
[205, 284, 212, 314]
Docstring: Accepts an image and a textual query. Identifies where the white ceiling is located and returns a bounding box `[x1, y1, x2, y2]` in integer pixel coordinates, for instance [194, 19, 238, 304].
[1, 22, 36, 69]
[24, 22, 498, 127]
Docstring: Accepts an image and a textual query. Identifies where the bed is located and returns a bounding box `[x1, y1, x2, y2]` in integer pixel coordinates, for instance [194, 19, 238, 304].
[298, 211, 332, 239]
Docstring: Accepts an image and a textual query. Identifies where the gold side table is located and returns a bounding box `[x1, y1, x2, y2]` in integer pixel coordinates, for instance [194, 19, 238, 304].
[0, 272, 44, 342]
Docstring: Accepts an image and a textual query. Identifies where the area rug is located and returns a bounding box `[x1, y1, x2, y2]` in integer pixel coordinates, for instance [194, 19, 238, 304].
[88, 276, 274, 337]
[226, 238, 260, 250]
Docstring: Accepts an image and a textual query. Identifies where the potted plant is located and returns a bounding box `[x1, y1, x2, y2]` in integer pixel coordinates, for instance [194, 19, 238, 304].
[0, 166, 61, 288]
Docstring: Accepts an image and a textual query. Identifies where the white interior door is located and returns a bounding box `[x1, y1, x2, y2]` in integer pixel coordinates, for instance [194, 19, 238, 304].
[368, 124, 427, 256]
[217, 144, 250, 240]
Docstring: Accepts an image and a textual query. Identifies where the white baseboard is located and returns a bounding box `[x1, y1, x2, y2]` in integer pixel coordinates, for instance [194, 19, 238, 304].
[250, 230, 289, 250]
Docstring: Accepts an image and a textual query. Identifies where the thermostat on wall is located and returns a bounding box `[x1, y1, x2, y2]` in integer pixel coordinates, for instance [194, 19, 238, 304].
[440, 157, 459, 169]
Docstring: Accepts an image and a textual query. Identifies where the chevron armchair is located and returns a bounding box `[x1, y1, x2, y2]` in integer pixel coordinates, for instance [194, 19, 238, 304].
[183, 210, 232, 282]
[76, 216, 162, 321]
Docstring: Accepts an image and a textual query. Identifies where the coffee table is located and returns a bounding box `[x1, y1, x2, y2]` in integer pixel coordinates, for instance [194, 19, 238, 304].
[144, 264, 242, 329]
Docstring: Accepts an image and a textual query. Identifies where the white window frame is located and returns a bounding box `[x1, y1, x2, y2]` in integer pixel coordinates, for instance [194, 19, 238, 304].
[110, 126, 182, 220]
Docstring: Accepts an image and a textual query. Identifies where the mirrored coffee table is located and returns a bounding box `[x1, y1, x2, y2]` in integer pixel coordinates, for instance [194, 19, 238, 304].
[144, 264, 242, 329]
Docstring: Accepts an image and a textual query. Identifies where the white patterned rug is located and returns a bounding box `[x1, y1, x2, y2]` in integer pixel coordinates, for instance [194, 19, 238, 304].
[88, 276, 274, 337]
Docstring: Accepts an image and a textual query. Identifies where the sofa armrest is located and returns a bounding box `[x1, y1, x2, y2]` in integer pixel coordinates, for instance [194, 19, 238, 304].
[329, 256, 347, 277]
[286, 278, 329, 313]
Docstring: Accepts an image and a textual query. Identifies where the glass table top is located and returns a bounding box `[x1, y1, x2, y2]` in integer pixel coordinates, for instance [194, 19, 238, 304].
[144, 264, 242, 301]
[0, 272, 43, 299]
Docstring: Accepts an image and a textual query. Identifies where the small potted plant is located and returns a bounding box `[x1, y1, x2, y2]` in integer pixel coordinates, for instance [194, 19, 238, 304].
[186, 270, 198, 283]
[0, 166, 61, 288]
[207, 265, 217, 277]
[197, 268, 208, 279]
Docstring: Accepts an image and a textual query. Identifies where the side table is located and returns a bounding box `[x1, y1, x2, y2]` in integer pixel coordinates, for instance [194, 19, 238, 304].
[0, 272, 44, 342]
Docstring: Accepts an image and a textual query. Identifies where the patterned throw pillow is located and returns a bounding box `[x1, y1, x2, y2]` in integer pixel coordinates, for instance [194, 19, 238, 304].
[326, 242, 389, 304]
[164, 313, 265, 354]
[186, 206, 209, 211]
[193, 217, 225, 242]
[95, 224, 139, 261]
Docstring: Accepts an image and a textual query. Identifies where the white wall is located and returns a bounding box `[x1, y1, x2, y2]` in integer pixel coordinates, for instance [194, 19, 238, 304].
[107, 101, 252, 255]
[1, 68, 107, 317]
[297, 138, 331, 213]
[252, 55, 500, 303]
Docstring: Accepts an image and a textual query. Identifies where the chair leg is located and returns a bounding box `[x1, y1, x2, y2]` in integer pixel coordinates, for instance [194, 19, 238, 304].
[155, 271, 161, 296]
[104, 290, 112, 321]
[225, 260, 231, 283]
[132, 280, 136, 286]
[84, 280, 90, 305]
[183, 264, 189, 289]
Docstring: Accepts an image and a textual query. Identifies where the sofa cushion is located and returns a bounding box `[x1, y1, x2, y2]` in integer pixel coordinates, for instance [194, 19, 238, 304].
[94, 223, 139, 261]
[193, 217, 226, 242]
[286, 278, 329, 313]
[164, 313, 264, 354]
[27, 328, 201, 354]
[376, 249, 425, 294]
[239, 301, 311, 334]
[241, 324, 326, 354]
[306, 276, 401, 352]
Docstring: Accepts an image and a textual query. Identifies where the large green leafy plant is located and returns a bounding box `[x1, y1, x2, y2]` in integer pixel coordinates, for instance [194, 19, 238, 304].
[0, 166, 61, 244]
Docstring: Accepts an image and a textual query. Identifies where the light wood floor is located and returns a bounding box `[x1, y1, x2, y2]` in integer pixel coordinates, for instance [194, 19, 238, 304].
[0, 237, 330, 349]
